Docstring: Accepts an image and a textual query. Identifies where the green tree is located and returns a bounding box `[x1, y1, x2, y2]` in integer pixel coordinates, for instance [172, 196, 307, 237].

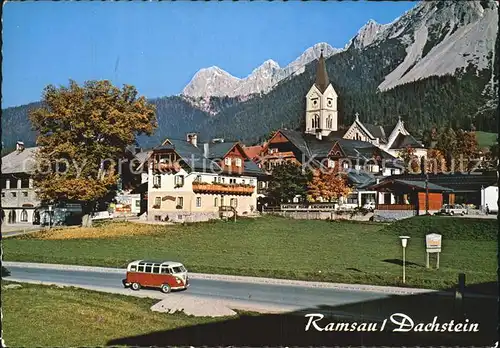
[267, 161, 312, 204]
[435, 127, 458, 171]
[30, 80, 157, 225]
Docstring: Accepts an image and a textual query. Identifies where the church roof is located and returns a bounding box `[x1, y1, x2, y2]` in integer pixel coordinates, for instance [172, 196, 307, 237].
[314, 50, 330, 93]
[278, 129, 397, 161]
[389, 133, 423, 149]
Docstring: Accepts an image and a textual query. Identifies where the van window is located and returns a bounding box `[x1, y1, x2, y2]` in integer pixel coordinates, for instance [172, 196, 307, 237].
[138, 265, 145, 272]
[161, 267, 171, 274]
[130, 265, 137, 271]
[153, 265, 160, 273]
[145, 264, 152, 273]
[172, 266, 183, 273]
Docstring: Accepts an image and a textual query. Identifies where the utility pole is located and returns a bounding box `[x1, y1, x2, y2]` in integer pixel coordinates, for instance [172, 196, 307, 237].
[425, 172, 429, 215]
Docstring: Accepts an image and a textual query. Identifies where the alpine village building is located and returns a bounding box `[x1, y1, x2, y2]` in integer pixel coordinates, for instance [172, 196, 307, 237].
[256, 49, 427, 208]
[144, 134, 264, 222]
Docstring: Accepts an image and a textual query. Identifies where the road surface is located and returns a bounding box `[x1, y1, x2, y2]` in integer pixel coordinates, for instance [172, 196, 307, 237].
[3, 264, 396, 316]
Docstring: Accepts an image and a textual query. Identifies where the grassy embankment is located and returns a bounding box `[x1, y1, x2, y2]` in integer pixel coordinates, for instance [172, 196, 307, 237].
[3, 215, 496, 290]
[1, 282, 230, 347]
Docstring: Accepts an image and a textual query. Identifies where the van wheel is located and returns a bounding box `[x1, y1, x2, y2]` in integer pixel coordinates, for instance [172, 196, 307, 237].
[131, 282, 141, 291]
[161, 284, 171, 294]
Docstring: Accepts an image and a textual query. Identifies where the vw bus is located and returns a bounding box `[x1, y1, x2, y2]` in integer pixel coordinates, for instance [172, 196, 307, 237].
[122, 260, 189, 293]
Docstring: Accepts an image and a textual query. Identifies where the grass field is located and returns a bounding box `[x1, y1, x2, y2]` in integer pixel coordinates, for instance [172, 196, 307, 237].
[475, 131, 497, 148]
[1, 282, 228, 347]
[3, 216, 496, 290]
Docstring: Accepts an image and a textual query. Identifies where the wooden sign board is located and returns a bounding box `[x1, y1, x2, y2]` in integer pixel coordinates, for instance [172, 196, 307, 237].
[426, 233, 442, 253]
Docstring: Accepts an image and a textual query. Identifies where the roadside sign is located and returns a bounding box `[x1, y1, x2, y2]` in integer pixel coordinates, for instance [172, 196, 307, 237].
[426, 233, 442, 253]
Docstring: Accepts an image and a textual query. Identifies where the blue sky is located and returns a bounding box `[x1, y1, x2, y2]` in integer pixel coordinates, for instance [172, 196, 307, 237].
[3, 1, 416, 108]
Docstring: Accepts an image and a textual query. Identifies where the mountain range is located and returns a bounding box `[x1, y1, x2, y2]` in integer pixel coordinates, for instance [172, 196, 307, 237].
[2, 0, 498, 151]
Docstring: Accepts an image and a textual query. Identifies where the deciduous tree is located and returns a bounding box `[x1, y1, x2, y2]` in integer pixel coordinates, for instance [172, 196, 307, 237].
[267, 161, 312, 204]
[30, 80, 157, 224]
[306, 167, 350, 202]
[398, 146, 420, 174]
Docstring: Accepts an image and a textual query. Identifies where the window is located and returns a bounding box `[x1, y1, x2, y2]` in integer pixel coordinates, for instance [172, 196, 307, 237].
[130, 265, 137, 272]
[145, 264, 152, 273]
[20, 209, 28, 222]
[328, 159, 335, 168]
[153, 175, 161, 188]
[327, 98, 333, 107]
[229, 178, 236, 184]
[250, 179, 254, 185]
[174, 175, 184, 187]
[1, 192, 4, 198]
[153, 265, 160, 274]
[224, 157, 232, 166]
[154, 215, 161, 221]
[154, 197, 161, 208]
[235, 158, 242, 167]
[138, 265, 145, 272]
[176, 197, 184, 209]
[11, 192, 16, 198]
[230, 198, 238, 208]
[195, 175, 202, 183]
[221, 177, 225, 184]
[23, 191, 28, 197]
[313, 114, 320, 129]
[196, 197, 201, 208]
[161, 267, 171, 274]
[214, 197, 218, 207]
[242, 179, 246, 185]
[135, 200, 140, 208]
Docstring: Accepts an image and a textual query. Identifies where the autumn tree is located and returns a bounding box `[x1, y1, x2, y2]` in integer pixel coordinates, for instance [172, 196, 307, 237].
[30, 80, 157, 224]
[454, 129, 479, 171]
[267, 161, 312, 204]
[435, 127, 457, 171]
[425, 149, 447, 174]
[398, 146, 420, 174]
[306, 167, 350, 203]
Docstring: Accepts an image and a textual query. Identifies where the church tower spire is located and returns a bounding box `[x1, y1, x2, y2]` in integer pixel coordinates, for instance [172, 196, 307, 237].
[304, 48, 338, 137]
[315, 49, 330, 93]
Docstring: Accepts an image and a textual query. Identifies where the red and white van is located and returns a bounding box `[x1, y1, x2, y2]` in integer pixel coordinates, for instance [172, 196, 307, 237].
[122, 260, 189, 293]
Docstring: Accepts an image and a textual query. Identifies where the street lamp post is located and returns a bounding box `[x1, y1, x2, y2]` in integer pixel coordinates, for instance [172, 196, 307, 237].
[399, 236, 410, 284]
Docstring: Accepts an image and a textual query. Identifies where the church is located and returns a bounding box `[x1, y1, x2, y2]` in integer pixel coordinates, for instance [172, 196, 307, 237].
[257, 50, 426, 206]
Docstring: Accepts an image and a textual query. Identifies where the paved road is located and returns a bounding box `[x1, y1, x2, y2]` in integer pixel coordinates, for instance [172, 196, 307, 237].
[4, 264, 395, 316]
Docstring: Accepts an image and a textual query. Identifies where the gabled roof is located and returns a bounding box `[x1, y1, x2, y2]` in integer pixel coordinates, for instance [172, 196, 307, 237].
[362, 123, 386, 141]
[206, 142, 237, 159]
[346, 169, 376, 189]
[243, 145, 263, 160]
[370, 179, 454, 192]
[152, 138, 264, 176]
[277, 129, 397, 162]
[1, 147, 38, 174]
[390, 133, 423, 149]
[384, 171, 497, 192]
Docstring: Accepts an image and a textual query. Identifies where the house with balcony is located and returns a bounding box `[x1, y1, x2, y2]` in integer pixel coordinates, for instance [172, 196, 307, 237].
[146, 133, 265, 222]
[1, 141, 41, 225]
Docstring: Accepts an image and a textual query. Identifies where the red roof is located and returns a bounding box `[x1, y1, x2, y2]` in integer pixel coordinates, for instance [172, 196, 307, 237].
[243, 145, 263, 160]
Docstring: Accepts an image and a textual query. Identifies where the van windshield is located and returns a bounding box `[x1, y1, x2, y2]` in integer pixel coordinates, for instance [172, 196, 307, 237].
[172, 266, 184, 274]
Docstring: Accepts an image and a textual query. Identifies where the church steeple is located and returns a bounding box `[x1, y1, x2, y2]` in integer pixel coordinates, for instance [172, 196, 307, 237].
[315, 49, 330, 93]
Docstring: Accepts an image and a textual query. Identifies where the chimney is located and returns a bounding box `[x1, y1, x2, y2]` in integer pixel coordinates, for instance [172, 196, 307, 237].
[16, 141, 25, 152]
[203, 143, 209, 158]
[186, 133, 198, 147]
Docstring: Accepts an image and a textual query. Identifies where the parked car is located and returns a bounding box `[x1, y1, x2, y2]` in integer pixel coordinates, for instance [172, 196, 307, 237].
[122, 260, 189, 293]
[439, 204, 467, 216]
[362, 202, 376, 212]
